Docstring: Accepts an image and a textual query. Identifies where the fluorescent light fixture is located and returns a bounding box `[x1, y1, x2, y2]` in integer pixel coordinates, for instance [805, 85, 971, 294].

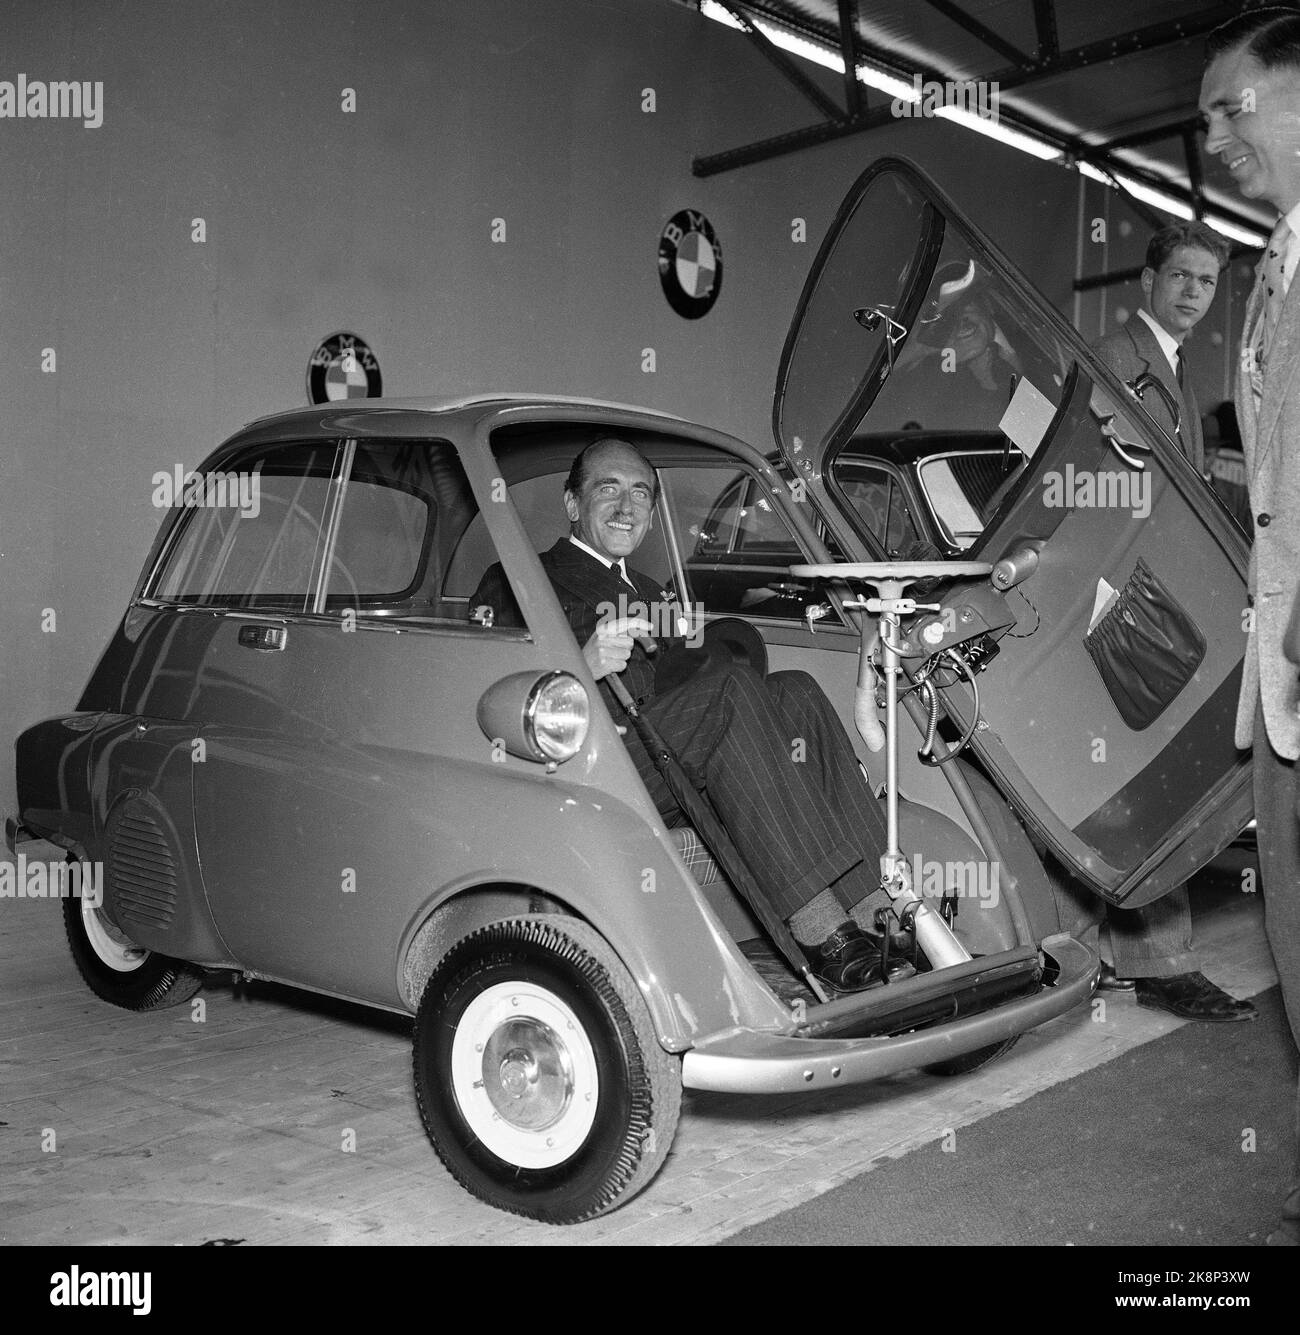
[1208, 217, 1270, 248]
[701, 1, 843, 70]
[700, 1, 744, 29]
[1079, 160, 1269, 247]
[933, 105, 1060, 160]
[856, 64, 919, 103]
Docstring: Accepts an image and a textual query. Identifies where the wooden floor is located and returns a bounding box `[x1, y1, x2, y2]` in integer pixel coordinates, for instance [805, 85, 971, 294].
[0, 861, 1275, 1247]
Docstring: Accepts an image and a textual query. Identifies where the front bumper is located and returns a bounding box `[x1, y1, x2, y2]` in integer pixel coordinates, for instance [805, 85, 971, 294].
[681, 933, 1097, 1093]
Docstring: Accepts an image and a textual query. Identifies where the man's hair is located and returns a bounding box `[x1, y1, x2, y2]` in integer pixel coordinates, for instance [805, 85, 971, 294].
[1145, 221, 1230, 273]
[1206, 7, 1300, 69]
[564, 437, 660, 503]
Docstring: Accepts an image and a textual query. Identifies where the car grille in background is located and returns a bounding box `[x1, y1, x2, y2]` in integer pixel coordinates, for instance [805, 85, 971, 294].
[108, 803, 179, 930]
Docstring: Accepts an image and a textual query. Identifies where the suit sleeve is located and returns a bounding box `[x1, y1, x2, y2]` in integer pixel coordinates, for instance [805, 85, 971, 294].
[1090, 332, 1126, 381]
[467, 561, 524, 629]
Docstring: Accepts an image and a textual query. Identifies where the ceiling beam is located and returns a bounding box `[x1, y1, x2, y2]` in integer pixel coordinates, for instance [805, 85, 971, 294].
[1094, 116, 1203, 152]
[1032, 0, 1060, 62]
[984, 5, 1252, 92]
[919, 0, 1032, 68]
[837, 0, 863, 118]
[719, 2, 846, 123]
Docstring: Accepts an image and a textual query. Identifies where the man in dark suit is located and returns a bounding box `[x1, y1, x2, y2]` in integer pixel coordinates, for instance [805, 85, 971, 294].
[1082, 222, 1257, 1023]
[1201, 6, 1300, 1245]
[1094, 222, 1227, 476]
[470, 436, 891, 994]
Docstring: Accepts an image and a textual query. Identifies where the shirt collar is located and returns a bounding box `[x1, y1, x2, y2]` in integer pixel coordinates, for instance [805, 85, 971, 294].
[568, 534, 630, 583]
[1135, 308, 1182, 375]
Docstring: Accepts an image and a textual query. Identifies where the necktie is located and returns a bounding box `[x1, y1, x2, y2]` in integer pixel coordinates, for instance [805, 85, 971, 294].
[1175, 347, 1185, 387]
[1260, 215, 1292, 367]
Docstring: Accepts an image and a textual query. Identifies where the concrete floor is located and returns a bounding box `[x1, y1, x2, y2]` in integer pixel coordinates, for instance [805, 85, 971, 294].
[0, 864, 1275, 1246]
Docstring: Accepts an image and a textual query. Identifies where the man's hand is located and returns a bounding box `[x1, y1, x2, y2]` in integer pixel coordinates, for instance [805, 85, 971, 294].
[583, 617, 655, 681]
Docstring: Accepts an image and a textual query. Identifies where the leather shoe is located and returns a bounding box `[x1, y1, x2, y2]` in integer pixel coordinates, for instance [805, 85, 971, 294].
[1097, 962, 1136, 992]
[1134, 972, 1258, 1023]
[810, 923, 882, 994]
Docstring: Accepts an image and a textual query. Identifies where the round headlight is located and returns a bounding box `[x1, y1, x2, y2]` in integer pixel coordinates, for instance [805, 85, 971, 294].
[525, 672, 590, 762]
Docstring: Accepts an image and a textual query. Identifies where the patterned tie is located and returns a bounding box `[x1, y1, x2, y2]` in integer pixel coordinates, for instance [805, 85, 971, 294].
[1260, 215, 1292, 367]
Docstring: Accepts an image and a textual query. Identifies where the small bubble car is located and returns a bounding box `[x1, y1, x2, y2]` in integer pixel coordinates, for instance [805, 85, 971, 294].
[8, 159, 1252, 1223]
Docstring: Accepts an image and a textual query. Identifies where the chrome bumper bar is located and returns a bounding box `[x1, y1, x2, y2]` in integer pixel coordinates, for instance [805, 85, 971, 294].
[681, 934, 1098, 1094]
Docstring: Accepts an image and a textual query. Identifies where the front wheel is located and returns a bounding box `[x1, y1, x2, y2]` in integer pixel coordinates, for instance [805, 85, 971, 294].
[413, 915, 682, 1224]
[62, 883, 203, 1011]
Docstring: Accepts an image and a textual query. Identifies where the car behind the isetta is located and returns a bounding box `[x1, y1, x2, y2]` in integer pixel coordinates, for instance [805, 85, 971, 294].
[8, 159, 1252, 1223]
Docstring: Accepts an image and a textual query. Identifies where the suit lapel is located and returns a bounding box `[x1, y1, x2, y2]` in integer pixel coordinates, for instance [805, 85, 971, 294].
[1258, 273, 1300, 475]
[1238, 274, 1265, 481]
[541, 539, 631, 612]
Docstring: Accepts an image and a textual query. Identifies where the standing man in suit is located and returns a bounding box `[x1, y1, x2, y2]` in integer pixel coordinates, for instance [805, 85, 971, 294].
[1094, 221, 1228, 477]
[1201, 6, 1300, 1245]
[470, 436, 893, 995]
[1081, 223, 1257, 1022]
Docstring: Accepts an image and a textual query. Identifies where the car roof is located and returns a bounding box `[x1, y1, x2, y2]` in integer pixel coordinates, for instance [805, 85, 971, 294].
[238, 392, 692, 436]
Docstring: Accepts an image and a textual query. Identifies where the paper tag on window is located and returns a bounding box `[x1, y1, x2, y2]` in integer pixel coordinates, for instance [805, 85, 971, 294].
[998, 377, 1057, 458]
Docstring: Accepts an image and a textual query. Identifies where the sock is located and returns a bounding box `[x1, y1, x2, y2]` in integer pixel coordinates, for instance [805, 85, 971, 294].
[789, 890, 850, 946]
[848, 888, 894, 935]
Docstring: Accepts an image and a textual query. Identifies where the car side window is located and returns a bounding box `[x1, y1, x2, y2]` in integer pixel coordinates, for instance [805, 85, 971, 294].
[149, 443, 341, 611]
[917, 449, 1026, 550]
[658, 465, 830, 622]
[836, 464, 922, 557]
[149, 439, 495, 624]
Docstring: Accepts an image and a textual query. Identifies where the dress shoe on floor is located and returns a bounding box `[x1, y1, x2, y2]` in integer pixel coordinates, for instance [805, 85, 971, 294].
[1097, 962, 1136, 992]
[1134, 971, 1258, 1023]
[810, 923, 882, 994]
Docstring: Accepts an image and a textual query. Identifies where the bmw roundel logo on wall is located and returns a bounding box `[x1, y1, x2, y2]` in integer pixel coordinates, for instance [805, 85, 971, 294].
[307, 332, 382, 404]
[658, 210, 722, 319]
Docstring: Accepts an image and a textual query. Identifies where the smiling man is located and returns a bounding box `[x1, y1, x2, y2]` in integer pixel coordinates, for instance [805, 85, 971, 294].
[1200, 6, 1300, 1245]
[471, 437, 895, 995]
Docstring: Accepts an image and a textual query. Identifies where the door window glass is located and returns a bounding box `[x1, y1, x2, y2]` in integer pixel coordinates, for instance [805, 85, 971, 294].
[834, 464, 922, 557]
[150, 444, 340, 611]
[660, 465, 828, 621]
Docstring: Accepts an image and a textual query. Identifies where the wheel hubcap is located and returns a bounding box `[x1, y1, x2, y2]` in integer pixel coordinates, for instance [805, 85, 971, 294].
[81, 897, 148, 973]
[451, 982, 599, 1168]
[484, 1019, 573, 1130]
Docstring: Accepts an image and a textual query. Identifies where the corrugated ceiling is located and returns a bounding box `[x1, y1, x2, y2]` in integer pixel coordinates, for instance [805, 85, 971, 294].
[696, 0, 1281, 235]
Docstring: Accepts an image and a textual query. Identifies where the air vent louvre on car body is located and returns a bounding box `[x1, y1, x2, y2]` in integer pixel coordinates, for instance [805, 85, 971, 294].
[108, 804, 179, 929]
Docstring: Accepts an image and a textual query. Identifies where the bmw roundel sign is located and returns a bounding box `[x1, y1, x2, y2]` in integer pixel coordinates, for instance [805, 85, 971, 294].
[658, 210, 722, 319]
[307, 332, 382, 404]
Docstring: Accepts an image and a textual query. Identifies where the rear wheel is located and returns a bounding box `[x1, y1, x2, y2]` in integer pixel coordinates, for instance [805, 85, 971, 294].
[413, 915, 681, 1223]
[62, 880, 203, 1011]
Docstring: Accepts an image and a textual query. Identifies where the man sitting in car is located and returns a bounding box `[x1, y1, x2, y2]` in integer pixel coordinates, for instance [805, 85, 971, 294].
[470, 436, 895, 995]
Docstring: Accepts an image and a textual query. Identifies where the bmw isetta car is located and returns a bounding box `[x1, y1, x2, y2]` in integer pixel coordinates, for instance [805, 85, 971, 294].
[9, 159, 1252, 1224]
